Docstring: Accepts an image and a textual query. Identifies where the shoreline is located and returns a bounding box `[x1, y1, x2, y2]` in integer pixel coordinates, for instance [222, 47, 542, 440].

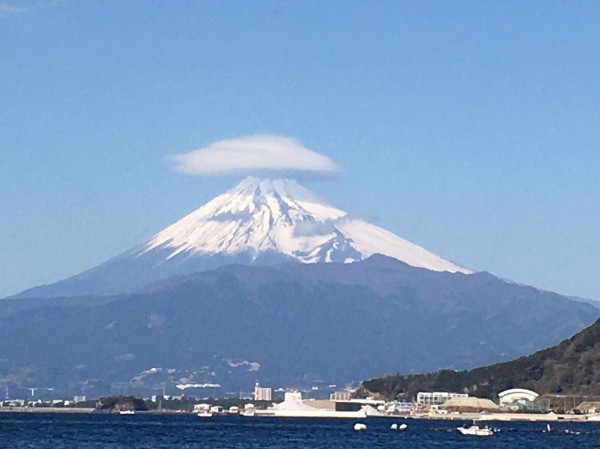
[0, 407, 95, 414]
[412, 411, 600, 423]
[1, 407, 600, 422]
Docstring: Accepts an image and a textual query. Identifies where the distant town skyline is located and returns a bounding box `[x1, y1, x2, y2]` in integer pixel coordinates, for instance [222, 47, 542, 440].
[2, 1, 600, 300]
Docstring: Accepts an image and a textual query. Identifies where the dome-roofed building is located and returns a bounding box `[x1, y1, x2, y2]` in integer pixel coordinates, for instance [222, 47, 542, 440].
[498, 388, 546, 412]
[498, 388, 539, 405]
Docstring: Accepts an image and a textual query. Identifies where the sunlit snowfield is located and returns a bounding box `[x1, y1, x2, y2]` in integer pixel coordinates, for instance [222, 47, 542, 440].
[2, 413, 600, 449]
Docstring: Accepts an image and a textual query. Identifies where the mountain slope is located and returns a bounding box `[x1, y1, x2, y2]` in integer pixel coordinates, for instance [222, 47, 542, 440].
[358, 315, 600, 401]
[15, 177, 469, 298]
[1, 256, 596, 396]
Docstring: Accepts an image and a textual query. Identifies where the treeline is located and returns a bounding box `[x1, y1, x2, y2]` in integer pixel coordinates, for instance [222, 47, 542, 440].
[358, 317, 600, 401]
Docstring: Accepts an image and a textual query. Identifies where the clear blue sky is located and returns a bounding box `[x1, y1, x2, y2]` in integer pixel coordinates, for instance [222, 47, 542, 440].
[2, 0, 599, 299]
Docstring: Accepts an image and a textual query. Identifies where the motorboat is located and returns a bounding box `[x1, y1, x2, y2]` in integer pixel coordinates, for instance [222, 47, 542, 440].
[118, 410, 135, 415]
[194, 403, 213, 418]
[457, 423, 494, 436]
[240, 403, 256, 417]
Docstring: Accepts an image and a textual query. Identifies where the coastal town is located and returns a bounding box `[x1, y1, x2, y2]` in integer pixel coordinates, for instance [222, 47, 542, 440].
[3, 382, 600, 423]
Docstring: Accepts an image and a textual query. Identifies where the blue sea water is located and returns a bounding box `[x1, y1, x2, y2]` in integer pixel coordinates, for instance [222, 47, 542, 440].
[1, 413, 600, 449]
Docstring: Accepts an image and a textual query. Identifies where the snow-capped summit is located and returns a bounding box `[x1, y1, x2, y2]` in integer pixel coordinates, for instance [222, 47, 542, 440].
[15, 177, 470, 298]
[137, 177, 348, 263]
[137, 176, 469, 273]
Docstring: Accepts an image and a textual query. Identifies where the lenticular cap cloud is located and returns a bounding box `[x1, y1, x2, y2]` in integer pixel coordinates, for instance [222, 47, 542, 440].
[169, 134, 342, 178]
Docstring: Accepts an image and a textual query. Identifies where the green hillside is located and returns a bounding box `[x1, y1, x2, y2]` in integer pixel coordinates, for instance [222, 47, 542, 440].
[359, 317, 600, 401]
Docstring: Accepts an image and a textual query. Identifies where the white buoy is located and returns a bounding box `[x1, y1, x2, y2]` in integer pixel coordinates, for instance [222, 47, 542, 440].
[399, 423, 408, 430]
[390, 423, 398, 430]
[354, 423, 367, 431]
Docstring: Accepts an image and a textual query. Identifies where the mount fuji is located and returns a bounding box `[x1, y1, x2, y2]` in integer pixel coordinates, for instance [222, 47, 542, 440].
[4, 178, 599, 395]
[16, 177, 470, 298]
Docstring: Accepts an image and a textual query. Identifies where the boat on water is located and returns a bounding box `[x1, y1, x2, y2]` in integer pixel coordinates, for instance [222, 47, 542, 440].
[457, 423, 494, 436]
[240, 403, 256, 417]
[193, 403, 213, 418]
[118, 410, 135, 415]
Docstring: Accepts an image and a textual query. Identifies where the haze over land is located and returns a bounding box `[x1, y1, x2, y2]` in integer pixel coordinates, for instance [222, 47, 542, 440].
[2, 255, 596, 396]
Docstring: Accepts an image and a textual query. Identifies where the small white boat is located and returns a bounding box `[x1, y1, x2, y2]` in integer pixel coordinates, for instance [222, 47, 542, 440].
[457, 424, 494, 436]
[194, 403, 213, 417]
[119, 410, 136, 415]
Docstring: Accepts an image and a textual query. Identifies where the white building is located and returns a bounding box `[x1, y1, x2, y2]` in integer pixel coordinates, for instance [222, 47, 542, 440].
[330, 391, 351, 401]
[254, 382, 272, 401]
[417, 391, 468, 409]
[388, 401, 413, 414]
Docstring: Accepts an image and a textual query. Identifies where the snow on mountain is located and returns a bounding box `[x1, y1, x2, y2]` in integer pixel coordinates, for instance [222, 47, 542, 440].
[136, 177, 471, 274]
[13, 176, 471, 298]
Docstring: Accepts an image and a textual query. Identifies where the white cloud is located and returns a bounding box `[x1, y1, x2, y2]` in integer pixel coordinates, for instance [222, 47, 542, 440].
[0, 3, 27, 17]
[169, 134, 343, 179]
[176, 383, 221, 389]
[0, 0, 65, 19]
